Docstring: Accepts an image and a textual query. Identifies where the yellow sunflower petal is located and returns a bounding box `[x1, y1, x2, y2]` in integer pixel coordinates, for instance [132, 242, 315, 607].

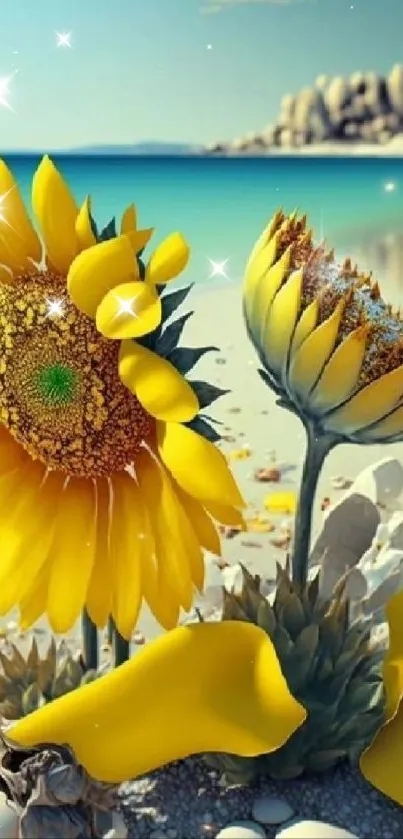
[0, 428, 30, 475]
[359, 589, 403, 805]
[261, 268, 303, 373]
[19, 558, 52, 631]
[247, 246, 292, 343]
[0, 159, 42, 268]
[109, 473, 144, 640]
[75, 196, 97, 251]
[362, 406, 403, 441]
[32, 155, 78, 275]
[176, 487, 222, 556]
[120, 205, 154, 252]
[290, 299, 319, 355]
[86, 478, 112, 629]
[157, 421, 246, 509]
[204, 500, 247, 529]
[243, 222, 283, 320]
[67, 235, 139, 318]
[324, 363, 403, 435]
[287, 299, 345, 399]
[310, 324, 370, 412]
[164, 477, 206, 591]
[145, 232, 190, 286]
[135, 447, 193, 611]
[0, 470, 64, 614]
[8, 621, 306, 784]
[47, 478, 96, 633]
[118, 340, 199, 422]
[135, 449, 183, 629]
[96, 281, 161, 340]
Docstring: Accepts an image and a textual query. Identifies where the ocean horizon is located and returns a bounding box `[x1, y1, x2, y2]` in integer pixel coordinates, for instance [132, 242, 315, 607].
[2, 153, 403, 295]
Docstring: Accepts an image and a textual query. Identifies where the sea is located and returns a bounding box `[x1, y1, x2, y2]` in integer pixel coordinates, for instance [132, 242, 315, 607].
[4, 154, 403, 301]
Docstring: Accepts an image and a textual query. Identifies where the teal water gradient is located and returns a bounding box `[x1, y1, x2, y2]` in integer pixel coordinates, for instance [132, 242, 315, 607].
[4, 155, 403, 287]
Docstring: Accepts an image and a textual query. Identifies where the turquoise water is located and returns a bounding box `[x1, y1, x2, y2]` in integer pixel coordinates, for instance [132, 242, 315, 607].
[3, 154, 403, 287]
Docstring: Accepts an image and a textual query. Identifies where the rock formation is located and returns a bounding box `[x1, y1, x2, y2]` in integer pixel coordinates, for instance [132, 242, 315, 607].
[206, 64, 403, 154]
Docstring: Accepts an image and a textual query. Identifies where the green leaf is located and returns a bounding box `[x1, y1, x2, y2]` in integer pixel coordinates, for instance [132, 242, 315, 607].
[99, 217, 117, 241]
[160, 285, 193, 322]
[89, 211, 100, 242]
[155, 312, 193, 357]
[185, 415, 221, 443]
[167, 345, 218, 375]
[22, 683, 41, 716]
[188, 380, 230, 410]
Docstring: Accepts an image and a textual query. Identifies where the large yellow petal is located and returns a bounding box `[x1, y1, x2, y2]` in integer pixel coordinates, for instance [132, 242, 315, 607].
[19, 558, 52, 631]
[8, 621, 306, 784]
[118, 340, 199, 422]
[109, 472, 143, 640]
[86, 478, 112, 629]
[359, 589, 403, 805]
[0, 160, 41, 268]
[0, 469, 63, 615]
[287, 299, 345, 399]
[163, 476, 206, 591]
[0, 428, 30, 475]
[324, 363, 403, 435]
[96, 281, 161, 340]
[120, 204, 154, 252]
[361, 405, 403, 442]
[260, 268, 303, 374]
[75, 196, 97, 251]
[135, 449, 183, 629]
[157, 421, 246, 508]
[47, 478, 96, 633]
[243, 221, 283, 320]
[145, 232, 190, 286]
[67, 235, 139, 318]
[204, 500, 247, 529]
[137, 450, 193, 610]
[290, 299, 319, 355]
[310, 324, 369, 412]
[176, 486, 222, 556]
[32, 155, 78, 275]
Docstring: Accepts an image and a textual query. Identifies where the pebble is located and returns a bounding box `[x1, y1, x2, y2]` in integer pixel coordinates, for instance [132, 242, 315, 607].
[276, 820, 359, 839]
[215, 821, 266, 839]
[252, 795, 294, 825]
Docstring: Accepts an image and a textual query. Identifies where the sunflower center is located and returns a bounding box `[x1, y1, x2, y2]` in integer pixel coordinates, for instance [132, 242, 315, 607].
[0, 271, 154, 477]
[34, 363, 79, 407]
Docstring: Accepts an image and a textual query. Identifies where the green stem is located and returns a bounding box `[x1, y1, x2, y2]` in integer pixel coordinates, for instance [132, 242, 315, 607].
[107, 616, 114, 646]
[81, 610, 99, 671]
[291, 424, 337, 588]
[111, 619, 131, 668]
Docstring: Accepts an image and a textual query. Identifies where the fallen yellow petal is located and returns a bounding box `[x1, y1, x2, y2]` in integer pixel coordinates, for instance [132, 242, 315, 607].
[227, 446, 252, 461]
[96, 281, 161, 340]
[67, 235, 139, 318]
[246, 515, 276, 534]
[264, 491, 297, 515]
[8, 621, 306, 784]
[118, 340, 199, 422]
[157, 420, 246, 509]
[32, 155, 78, 275]
[145, 232, 190, 285]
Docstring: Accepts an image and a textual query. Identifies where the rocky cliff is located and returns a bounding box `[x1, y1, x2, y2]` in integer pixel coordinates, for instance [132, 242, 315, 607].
[206, 64, 403, 154]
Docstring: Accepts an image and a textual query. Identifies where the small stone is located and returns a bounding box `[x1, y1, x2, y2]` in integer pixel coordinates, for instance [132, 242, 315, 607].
[216, 821, 266, 839]
[252, 795, 294, 825]
[133, 631, 145, 645]
[166, 831, 178, 839]
[254, 466, 281, 483]
[276, 820, 358, 839]
[149, 831, 167, 839]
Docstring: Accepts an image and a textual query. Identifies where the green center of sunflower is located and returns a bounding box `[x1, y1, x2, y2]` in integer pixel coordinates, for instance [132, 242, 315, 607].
[0, 271, 155, 478]
[34, 364, 79, 407]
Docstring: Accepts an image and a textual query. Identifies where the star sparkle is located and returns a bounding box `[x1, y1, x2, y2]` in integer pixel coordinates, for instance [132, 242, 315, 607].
[0, 75, 15, 112]
[208, 258, 229, 279]
[115, 293, 140, 319]
[56, 32, 72, 48]
[45, 298, 66, 319]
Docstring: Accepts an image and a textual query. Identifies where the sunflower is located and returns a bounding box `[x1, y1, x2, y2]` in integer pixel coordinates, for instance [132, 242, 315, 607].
[243, 209, 403, 585]
[0, 155, 244, 639]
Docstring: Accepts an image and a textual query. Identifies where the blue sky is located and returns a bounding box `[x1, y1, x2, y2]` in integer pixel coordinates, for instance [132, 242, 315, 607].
[0, 0, 400, 149]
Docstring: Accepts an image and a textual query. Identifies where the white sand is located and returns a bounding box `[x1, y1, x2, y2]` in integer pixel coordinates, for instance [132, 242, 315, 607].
[2, 277, 403, 656]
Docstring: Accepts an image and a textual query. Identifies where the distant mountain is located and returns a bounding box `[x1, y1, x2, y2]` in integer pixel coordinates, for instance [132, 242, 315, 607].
[68, 141, 202, 156]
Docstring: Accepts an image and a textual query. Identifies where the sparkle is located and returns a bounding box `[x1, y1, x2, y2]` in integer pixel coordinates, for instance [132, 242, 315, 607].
[207, 44, 213, 50]
[45, 297, 66, 319]
[0, 75, 15, 112]
[384, 181, 397, 193]
[0, 187, 16, 224]
[56, 32, 72, 48]
[208, 258, 229, 279]
[115, 293, 140, 319]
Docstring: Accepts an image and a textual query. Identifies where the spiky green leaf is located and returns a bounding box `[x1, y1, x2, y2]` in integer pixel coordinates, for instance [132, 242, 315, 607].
[185, 415, 221, 443]
[188, 380, 230, 410]
[168, 345, 218, 376]
[89, 210, 100, 242]
[155, 312, 193, 357]
[99, 217, 117, 241]
[22, 683, 41, 717]
[160, 285, 193, 322]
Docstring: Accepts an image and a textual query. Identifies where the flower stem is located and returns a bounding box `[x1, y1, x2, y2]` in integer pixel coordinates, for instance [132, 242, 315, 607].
[111, 619, 131, 668]
[291, 425, 336, 588]
[81, 610, 99, 672]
